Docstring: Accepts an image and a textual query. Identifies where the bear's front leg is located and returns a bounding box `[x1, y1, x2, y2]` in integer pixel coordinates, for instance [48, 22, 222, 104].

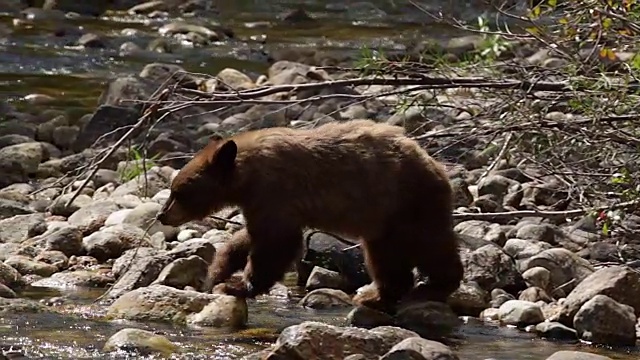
[241, 224, 304, 297]
[203, 228, 252, 293]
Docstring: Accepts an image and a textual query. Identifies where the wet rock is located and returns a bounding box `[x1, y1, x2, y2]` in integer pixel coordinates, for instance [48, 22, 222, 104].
[103, 328, 178, 357]
[573, 294, 636, 346]
[545, 351, 613, 360]
[0, 213, 46, 243]
[187, 294, 248, 328]
[0, 297, 48, 314]
[0, 283, 16, 298]
[31, 269, 114, 289]
[557, 266, 640, 326]
[347, 305, 395, 329]
[498, 300, 544, 326]
[103, 248, 173, 301]
[305, 266, 347, 291]
[0, 262, 25, 289]
[380, 337, 459, 360]
[41, 0, 111, 16]
[4, 255, 58, 277]
[83, 224, 153, 262]
[264, 321, 419, 359]
[68, 199, 121, 235]
[299, 288, 353, 309]
[107, 284, 245, 326]
[394, 301, 462, 337]
[152, 255, 208, 289]
[534, 321, 577, 340]
[77, 33, 106, 48]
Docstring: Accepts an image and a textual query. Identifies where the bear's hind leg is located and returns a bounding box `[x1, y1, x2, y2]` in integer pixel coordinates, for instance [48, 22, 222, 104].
[242, 224, 304, 297]
[413, 227, 463, 303]
[203, 228, 252, 293]
[354, 232, 415, 314]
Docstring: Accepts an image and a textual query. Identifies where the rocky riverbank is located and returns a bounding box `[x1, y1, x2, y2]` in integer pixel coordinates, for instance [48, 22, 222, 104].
[1, 1, 640, 360]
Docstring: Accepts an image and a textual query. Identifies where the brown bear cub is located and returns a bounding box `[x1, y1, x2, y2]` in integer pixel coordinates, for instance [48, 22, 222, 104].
[157, 119, 464, 314]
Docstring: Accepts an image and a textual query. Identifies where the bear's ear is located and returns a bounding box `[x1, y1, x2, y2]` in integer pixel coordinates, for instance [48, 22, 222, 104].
[212, 140, 237, 170]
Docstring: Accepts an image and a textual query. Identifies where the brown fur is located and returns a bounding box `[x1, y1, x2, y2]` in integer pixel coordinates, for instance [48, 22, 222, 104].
[157, 119, 463, 313]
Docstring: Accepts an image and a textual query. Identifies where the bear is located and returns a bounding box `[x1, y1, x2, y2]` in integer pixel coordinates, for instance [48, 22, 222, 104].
[157, 119, 464, 314]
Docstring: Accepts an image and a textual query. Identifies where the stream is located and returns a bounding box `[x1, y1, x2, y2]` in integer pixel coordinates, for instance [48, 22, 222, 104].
[0, 1, 638, 359]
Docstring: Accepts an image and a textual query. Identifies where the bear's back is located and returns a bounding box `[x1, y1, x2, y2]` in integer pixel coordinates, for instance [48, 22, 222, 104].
[231, 120, 449, 236]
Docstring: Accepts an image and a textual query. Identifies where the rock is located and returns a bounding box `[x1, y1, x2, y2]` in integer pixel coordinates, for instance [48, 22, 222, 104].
[545, 351, 613, 360]
[0, 142, 45, 175]
[461, 244, 524, 294]
[167, 238, 216, 263]
[264, 321, 419, 359]
[77, 33, 106, 48]
[0, 297, 48, 314]
[380, 337, 459, 360]
[394, 301, 462, 337]
[299, 288, 353, 309]
[447, 281, 489, 316]
[4, 255, 58, 277]
[42, 225, 84, 257]
[557, 266, 640, 326]
[68, 200, 121, 235]
[0, 198, 33, 219]
[297, 231, 369, 292]
[73, 105, 141, 151]
[521, 266, 551, 290]
[35, 250, 69, 270]
[83, 224, 153, 262]
[518, 287, 553, 303]
[106, 284, 245, 325]
[210, 68, 255, 91]
[502, 238, 551, 260]
[0, 213, 46, 243]
[522, 248, 594, 297]
[122, 202, 177, 239]
[305, 266, 347, 291]
[479, 308, 500, 321]
[103, 248, 173, 301]
[49, 193, 93, 217]
[347, 305, 395, 329]
[454, 221, 506, 246]
[187, 294, 248, 328]
[31, 270, 114, 289]
[534, 321, 578, 340]
[152, 255, 208, 289]
[103, 328, 178, 357]
[0, 262, 25, 289]
[498, 300, 544, 326]
[0, 283, 16, 298]
[111, 168, 171, 198]
[573, 294, 636, 346]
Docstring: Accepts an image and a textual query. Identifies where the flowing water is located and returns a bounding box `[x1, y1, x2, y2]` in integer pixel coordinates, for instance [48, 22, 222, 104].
[0, 0, 638, 358]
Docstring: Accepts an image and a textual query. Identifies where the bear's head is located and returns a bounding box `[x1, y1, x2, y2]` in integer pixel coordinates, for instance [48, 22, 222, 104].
[157, 135, 238, 227]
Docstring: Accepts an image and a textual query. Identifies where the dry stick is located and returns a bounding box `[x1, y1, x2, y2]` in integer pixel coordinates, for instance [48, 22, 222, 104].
[476, 131, 514, 185]
[63, 88, 171, 208]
